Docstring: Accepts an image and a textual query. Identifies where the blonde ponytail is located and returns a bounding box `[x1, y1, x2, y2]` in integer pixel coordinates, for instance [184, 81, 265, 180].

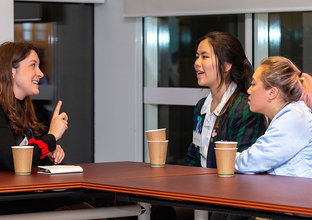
[300, 73, 312, 110]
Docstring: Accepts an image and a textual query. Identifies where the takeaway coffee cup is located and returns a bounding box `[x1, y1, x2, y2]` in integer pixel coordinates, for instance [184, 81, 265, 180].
[147, 140, 168, 167]
[215, 141, 238, 149]
[215, 147, 237, 177]
[11, 146, 34, 175]
[145, 128, 166, 141]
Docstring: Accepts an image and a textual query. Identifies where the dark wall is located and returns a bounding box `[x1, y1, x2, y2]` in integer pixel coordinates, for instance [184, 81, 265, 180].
[15, 3, 94, 163]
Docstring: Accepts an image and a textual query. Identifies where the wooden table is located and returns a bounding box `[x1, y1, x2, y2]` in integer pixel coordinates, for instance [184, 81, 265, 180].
[0, 162, 215, 193]
[0, 162, 311, 218]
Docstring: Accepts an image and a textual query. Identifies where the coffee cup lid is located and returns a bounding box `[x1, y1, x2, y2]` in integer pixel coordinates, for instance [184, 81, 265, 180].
[11, 146, 34, 149]
[214, 148, 237, 150]
[145, 128, 166, 133]
[215, 141, 238, 144]
[147, 140, 168, 143]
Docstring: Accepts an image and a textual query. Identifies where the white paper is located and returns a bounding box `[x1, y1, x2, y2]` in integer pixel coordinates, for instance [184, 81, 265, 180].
[37, 165, 83, 174]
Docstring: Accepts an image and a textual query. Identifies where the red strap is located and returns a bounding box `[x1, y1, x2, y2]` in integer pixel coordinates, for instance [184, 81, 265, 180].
[28, 138, 49, 159]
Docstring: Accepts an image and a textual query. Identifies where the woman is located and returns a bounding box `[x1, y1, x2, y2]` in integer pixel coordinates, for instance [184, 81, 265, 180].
[0, 41, 68, 171]
[184, 31, 266, 168]
[235, 56, 312, 178]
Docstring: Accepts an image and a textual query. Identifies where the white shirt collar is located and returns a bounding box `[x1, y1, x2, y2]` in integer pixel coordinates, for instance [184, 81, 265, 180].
[200, 82, 237, 116]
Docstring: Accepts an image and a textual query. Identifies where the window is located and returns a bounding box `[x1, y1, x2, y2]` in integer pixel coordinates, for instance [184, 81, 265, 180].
[268, 12, 312, 72]
[14, 2, 94, 163]
[144, 15, 245, 165]
[144, 11, 312, 165]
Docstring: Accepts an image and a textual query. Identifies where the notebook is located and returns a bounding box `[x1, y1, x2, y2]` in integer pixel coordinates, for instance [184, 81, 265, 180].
[37, 165, 83, 174]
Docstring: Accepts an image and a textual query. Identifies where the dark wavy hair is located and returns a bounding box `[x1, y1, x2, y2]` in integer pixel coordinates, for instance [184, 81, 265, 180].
[0, 42, 44, 137]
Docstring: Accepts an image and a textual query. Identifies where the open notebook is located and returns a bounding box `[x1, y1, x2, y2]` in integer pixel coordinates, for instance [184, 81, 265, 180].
[38, 165, 83, 174]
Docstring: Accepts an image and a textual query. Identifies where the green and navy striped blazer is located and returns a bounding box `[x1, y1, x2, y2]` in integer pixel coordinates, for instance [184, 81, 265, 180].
[184, 92, 267, 168]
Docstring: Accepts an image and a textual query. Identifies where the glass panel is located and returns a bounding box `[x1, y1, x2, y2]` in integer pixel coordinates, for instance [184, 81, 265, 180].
[268, 12, 312, 73]
[15, 22, 54, 85]
[144, 14, 245, 165]
[144, 104, 194, 165]
[14, 2, 94, 163]
[253, 13, 269, 69]
[144, 14, 245, 88]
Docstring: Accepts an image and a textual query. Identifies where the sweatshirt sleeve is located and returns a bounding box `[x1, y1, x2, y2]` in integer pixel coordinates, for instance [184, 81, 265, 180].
[0, 118, 18, 171]
[235, 106, 310, 174]
[0, 107, 56, 171]
[29, 134, 56, 164]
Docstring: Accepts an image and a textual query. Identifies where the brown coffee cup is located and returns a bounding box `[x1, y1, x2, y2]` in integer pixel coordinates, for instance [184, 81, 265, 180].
[147, 140, 168, 167]
[145, 128, 166, 141]
[215, 141, 238, 148]
[215, 147, 237, 177]
[11, 146, 34, 175]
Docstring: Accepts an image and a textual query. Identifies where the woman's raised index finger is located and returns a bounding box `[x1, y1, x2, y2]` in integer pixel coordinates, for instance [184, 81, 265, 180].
[52, 100, 62, 118]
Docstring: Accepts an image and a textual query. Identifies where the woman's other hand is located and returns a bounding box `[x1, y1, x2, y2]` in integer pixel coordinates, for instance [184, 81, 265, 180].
[48, 145, 65, 164]
[48, 100, 68, 141]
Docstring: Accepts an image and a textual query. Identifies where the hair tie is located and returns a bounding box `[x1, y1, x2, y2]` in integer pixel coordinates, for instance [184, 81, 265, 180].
[243, 58, 248, 64]
[299, 72, 303, 77]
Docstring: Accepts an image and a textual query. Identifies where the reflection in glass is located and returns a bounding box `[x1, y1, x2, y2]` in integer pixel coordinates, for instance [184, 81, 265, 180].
[268, 12, 312, 73]
[144, 104, 194, 165]
[144, 14, 245, 88]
